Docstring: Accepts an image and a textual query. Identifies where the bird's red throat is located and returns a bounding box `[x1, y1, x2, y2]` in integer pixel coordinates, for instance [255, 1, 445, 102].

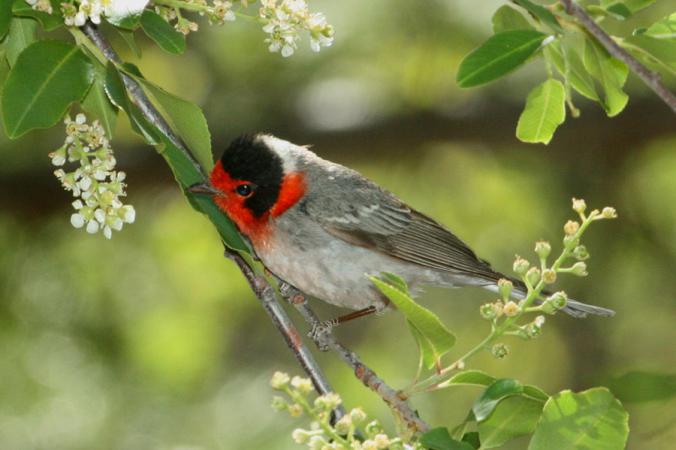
[210, 161, 306, 243]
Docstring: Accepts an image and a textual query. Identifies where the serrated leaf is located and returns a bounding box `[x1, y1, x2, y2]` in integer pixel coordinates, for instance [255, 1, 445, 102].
[420, 428, 474, 450]
[605, 370, 676, 403]
[0, 0, 12, 39]
[11, 0, 62, 31]
[6, 17, 37, 66]
[583, 39, 629, 116]
[124, 70, 214, 170]
[545, 40, 599, 101]
[492, 5, 533, 33]
[457, 30, 547, 88]
[643, 13, 676, 40]
[528, 388, 629, 450]
[2, 40, 94, 138]
[516, 79, 566, 145]
[370, 274, 455, 368]
[473, 379, 524, 422]
[478, 395, 544, 448]
[81, 68, 118, 138]
[513, 0, 562, 32]
[140, 10, 185, 55]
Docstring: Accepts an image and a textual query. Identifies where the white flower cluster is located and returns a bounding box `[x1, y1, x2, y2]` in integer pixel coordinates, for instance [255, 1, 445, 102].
[50, 114, 135, 239]
[259, 0, 334, 57]
[25, 0, 150, 27]
[61, 0, 104, 27]
[271, 372, 419, 450]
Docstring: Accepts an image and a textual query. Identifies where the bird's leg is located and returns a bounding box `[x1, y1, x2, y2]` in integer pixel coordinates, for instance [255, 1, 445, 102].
[309, 306, 378, 343]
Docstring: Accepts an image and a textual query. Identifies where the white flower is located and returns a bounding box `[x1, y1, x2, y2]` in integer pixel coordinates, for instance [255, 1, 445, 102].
[86, 220, 99, 234]
[270, 371, 290, 389]
[259, 0, 334, 56]
[71, 213, 85, 228]
[105, 0, 149, 23]
[291, 428, 309, 444]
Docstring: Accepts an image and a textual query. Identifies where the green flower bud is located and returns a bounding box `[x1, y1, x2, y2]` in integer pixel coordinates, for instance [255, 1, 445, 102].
[349, 407, 367, 424]
[526, 267, 541, 286]
[271, 396, 288, 411]
[542, 269, 557, 284]
[513, 256, 530, 275]
[563, 234, 579, 249]
[491, 343, 509, 359]
[573, 245, 590, 260]
[480, 303, 497, 320]
[572, 198, 587, 215]
[547, 291, 568, 310]
[534, 241, 551, 259]
[497, 278, 513, 300]
[570, 261, 588, 276]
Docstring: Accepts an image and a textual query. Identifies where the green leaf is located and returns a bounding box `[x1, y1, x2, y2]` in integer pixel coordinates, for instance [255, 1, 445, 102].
[545, 40, 599, 101]
[478, 395, 544, 448]
[625, 35, 676, 72]
[583, 39, 629, 117]
[408, 320, 437, 370]
[457, 30, 547, 88]
[461, 432, 480, 449]
[602, 0, 655, 13]
[420, 428, 474, 450]
[446, 370, 497, 387]
[11, 0, 62, 31]
[124, 71, 214, 170]
[370, 274, 455, 368]
[643, 13, 676, 40]
[473, 379, 524, 422]
[516, 79, 566, 145]
[604, 3, 632, 20]
[119, 29, 142, 58]
[5, 17, 37, 66]
[513, 0, 562, 32]
[528, 388, 629, 450]
[103, 62, 160, 144]
[605, 370, 676, 403]
[2, 40, 94, 139]
[523, 385, 549, 402]
[140, 10, 185, 55]
[81, 68, 118, 138]
[0, 0, 12, 39]
[492, 5, 533, 33]
[107, 12, 142, 30]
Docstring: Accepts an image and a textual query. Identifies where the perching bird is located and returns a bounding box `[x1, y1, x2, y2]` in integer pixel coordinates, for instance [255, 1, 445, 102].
[189, 134, 614, 327]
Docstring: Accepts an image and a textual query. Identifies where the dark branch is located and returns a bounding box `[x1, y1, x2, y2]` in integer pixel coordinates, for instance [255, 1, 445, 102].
[560, 0, 676, 113]
[277, 282, 430, 432]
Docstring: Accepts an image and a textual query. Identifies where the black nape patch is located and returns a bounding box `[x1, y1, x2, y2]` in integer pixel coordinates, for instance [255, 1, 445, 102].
[220, 134, 284, 217]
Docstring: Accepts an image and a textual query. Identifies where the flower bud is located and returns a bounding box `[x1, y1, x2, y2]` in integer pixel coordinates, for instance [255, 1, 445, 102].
[314, 392, 342, 410]
[291, 376, 314, 395]
[292, 428, 311, 444]
[480, 303, 497, 320]
[524, 322, 543, 339]
[534, 241, 551, 259]
[513, 256, 530, 275]
[373, 434, 391, 449]
[493, 300, 504, 317]
[564, 220, 580, 236]
[546, 291, 568, 311]
[270, 371, 290, 390]
[491, 343, 509, 359]
[503, 301, 519, 317]
[271, 396, 287, 411]
[497, 278, 513, 300]
[573, 245, 590, 260]
[526, 267, 541, 286]
[542, 269, 557, 284]
[572, 198, 587, 215]
[349, 407, 367, 424]
[334, 415, 352, 434]
[601, 207, 617, 219]
[570, 261, 588, 276]
[288, 403, 303, 417]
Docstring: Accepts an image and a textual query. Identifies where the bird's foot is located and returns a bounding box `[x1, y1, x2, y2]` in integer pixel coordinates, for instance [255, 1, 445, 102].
[308, 319, 338, 351]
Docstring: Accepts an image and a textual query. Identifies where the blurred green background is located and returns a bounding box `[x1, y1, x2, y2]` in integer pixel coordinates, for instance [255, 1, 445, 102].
[1, 0, 675, 449]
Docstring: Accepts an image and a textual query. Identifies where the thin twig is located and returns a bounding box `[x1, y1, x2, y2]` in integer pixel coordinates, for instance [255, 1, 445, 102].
[277, 282, 430, 433]
[560, 0, 676, 113]
[80, 23, 341, 414]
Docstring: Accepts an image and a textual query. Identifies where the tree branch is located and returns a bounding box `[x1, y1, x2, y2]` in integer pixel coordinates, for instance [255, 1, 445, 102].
[560, 0, 676, 113]
[81, 23, 341, 415]
[277, 282, 430, 433]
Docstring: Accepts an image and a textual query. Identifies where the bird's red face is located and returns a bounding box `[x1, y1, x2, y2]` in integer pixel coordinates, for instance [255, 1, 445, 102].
[206, 135, 306, 243]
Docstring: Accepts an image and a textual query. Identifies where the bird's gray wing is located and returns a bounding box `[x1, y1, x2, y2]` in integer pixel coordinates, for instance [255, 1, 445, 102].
[302, 172, 498, 280]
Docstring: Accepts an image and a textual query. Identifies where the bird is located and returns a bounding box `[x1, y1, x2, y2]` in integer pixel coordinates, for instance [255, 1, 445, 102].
[189, 133, 614, 330]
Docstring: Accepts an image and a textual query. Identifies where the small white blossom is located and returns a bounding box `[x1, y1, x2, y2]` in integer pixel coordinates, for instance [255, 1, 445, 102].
[291, 375, 314, 394]
[270, 371, 291, 389]
[51, 114, 135, 239]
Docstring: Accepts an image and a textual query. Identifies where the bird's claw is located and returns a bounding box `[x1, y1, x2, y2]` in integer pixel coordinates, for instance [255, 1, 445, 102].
[308, 320, 337, 351]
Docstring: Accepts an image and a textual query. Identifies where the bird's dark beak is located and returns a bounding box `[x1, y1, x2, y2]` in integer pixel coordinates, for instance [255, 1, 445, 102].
[187, 182, 222, 196]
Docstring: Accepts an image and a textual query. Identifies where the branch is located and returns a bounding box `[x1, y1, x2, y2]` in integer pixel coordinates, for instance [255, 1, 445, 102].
[277, 282, 430, 433]
[81, 23, 342, 416]
[560, 0, 676, 113]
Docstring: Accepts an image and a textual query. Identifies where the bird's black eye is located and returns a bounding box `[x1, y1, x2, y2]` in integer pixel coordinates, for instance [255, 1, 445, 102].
[235, 183, 254, 197]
